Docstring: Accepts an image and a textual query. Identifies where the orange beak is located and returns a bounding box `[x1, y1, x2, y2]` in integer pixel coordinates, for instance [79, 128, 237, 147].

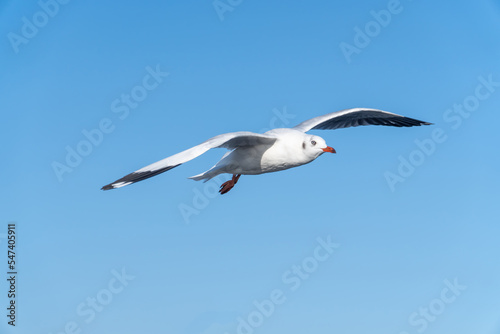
[322, 146, 336, 153]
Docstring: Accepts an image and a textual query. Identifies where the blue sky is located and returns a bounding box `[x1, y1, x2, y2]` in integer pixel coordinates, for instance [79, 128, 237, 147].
[1, 0, 500, 333]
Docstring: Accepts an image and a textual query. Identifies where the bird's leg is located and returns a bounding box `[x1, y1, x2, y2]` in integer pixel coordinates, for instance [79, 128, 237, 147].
[219, 174, 241, 195]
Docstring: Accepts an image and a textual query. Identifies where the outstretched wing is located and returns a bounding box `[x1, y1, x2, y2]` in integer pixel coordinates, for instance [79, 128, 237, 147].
[101, 131, 276, 190]
[293, 108, 431, 133]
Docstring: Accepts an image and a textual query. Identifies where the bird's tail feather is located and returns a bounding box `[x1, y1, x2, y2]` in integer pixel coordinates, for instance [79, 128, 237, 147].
[188, 172, 211, 182]
[188, 169, 221, 182]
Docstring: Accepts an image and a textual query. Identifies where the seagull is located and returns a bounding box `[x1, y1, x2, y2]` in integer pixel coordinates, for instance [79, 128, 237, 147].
[101, 108, 431, 194]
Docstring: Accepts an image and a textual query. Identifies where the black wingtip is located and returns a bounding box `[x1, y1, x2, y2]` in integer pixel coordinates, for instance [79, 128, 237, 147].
[100, 163, 182, 192]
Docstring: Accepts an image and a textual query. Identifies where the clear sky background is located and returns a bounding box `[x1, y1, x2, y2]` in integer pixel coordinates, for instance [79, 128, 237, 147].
[1, 0, 500, 333]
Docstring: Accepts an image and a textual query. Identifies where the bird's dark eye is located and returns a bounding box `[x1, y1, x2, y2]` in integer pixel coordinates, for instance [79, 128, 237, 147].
[311, 140, 316, 146]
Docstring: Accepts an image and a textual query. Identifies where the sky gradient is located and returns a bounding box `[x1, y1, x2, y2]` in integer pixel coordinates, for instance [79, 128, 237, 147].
[1, 1, 500, 333]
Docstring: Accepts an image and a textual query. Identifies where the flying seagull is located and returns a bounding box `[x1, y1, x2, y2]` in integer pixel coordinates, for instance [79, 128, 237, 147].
[101, 108, 431, 194]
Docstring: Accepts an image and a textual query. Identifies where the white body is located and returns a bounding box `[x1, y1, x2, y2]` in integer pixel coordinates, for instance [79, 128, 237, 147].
[189, 129, 326, 181]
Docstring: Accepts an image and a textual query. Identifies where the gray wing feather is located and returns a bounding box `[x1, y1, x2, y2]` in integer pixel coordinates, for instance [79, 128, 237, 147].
[101, 131, 276, 190]
[293, 108, 431, 132]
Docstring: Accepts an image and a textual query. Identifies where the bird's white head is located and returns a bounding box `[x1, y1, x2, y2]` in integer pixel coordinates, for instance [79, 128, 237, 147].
[302, 135, 336, 159]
